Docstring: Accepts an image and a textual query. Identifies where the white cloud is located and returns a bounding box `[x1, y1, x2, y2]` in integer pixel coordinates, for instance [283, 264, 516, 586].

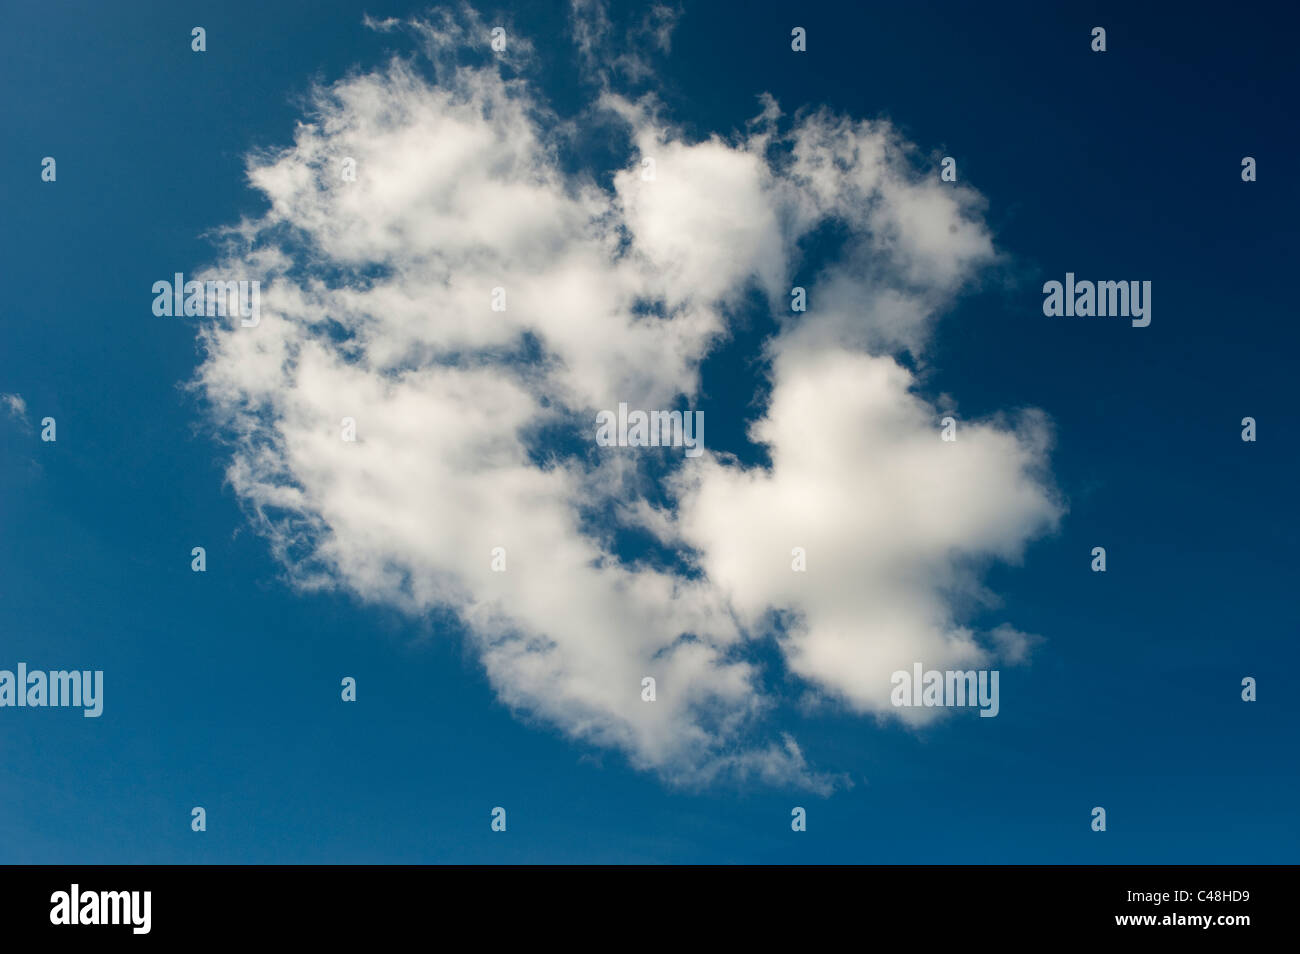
[569, 0, 682, 85]
[989, 624, 1045, 665]
[672, 348, 1058, 724]
[194, 12, 1061, 789]
[1, 393, 28, 426]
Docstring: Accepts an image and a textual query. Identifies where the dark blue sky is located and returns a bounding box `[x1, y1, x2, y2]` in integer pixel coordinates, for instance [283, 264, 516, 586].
[1, 0, 1296, 862]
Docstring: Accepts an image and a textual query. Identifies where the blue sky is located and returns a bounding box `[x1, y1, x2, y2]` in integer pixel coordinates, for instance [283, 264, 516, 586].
[1, 0, 1297, 863]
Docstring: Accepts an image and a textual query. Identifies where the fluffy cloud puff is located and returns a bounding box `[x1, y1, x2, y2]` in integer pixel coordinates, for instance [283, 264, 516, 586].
[194, 10, 1061, 791]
